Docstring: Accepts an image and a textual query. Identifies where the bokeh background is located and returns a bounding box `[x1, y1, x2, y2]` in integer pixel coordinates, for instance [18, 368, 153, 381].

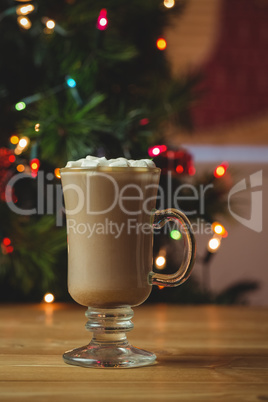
[0, 0, 267, 305]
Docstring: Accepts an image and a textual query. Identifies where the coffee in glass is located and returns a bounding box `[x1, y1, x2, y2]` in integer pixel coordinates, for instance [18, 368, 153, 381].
[61, 156, 195, 368]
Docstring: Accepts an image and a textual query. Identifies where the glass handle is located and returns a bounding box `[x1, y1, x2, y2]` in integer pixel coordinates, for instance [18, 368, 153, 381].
[149, 208, 196, 287]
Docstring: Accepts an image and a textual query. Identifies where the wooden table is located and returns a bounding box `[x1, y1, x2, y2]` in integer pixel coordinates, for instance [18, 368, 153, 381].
[0, 303, 268, 401]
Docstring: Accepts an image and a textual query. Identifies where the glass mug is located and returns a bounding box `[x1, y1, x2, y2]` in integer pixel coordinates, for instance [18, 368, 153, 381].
[60, 165, 195, 368]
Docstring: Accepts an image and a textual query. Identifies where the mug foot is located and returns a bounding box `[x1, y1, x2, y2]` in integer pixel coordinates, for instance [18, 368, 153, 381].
[63, 341, 156, 368]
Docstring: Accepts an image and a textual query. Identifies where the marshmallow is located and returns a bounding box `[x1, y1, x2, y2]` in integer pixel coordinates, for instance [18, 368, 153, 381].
[65, 155, 156, 168]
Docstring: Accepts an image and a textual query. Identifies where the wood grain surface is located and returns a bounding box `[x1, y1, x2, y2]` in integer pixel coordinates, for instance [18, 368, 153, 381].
[0, 303, 268, 401]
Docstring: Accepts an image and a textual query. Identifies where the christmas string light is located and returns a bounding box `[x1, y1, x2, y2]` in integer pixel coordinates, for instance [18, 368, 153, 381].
[207, 235, 221, 253]
[3, 238, 11, 247]
[44, 293, 55, 303]
[155, 249, 167, 269]
[214, 162, 228, 178]
[164, 0, 175, 8]
[139, 118, 150, 126]
[17, 16, 32, 29]
[15, 102, 26, 111]
[10, 135, 19, 145]
[30, 158, 40, 177]
[35, 123, 40, 132]
[66, 77, 76, 88]
[156, 38, 167, 50]
[155, 256, 166, 269]
[1, 238, 14, 254]
[13, 136, 30, 155]
[16, 4, 35, 16]
[66, 76, 82, 106]
[212, 222, 227, 237]
[9, 155, 16, 163]
[170, 229, 182, 240]
[148, 145, 167, 157]
[54, 168, 61, 179]
[188, 165, 196, 176]
[176, 164, 184, 174]
[41, 17, 69, 36]
[16, 164, 25, 172]
[97, 9, 108, 30]
[46, 19, 55, 29]
[19, 138, 28, 148]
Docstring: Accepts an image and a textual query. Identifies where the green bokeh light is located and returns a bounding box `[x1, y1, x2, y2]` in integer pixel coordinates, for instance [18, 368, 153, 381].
[170, 229, 182, 240]
[15, 102, 26, 111]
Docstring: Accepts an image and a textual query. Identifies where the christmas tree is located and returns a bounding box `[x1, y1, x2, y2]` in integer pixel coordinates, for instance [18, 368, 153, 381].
[0, 0, 252, 303]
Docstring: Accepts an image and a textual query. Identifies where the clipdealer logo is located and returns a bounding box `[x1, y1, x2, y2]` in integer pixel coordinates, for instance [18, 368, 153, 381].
[4, 169, 263, 233]
[228, 170, 263, 233]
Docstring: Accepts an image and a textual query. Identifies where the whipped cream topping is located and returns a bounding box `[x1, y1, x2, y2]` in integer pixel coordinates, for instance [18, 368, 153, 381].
[65, 155, 156, 168]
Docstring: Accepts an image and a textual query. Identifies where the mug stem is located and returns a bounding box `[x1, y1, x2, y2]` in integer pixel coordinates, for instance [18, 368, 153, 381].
[63, 307, 156, 368]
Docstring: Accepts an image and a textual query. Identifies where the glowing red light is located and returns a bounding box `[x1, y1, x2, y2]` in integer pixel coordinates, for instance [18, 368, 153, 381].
[176, 165, 184, 174]
[9, 155, 16, 163]
[222, 230, 228, 238]
[148, 145, 167, 157]
[214, 164, 227, 178]
[3, 238, 11, 246]
[6, 246, 14, 254]
[188, 165, 196, 176]
[30, 158, 40, 171]
[97, 9, 108, 30]
[139, 118, 149, 126]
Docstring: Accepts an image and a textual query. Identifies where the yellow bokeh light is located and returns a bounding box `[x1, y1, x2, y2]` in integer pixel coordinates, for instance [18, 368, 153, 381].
[44, 293, 55, 303]
[10, 135, 19, 145]
[54, 168, 61, 179]
[155, 255, 166, 269]
[164, 0, 175, 8]
[208, 237, 221, 253]
[212, 222, 226, 236]
[156, 38, 167, 50]
[214, 165, 226, 178]
[31, 162, 38, 170]
[18, 138, 28, 148]
[215, 224, 225, 235]
[16, 4, 35, 15]
[14, 148, 22, 155]
[17, 16, 32, 29]
[46, 20, 55, 29]
[16, 164, 25, 172]
[35, 123, 40, 132]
